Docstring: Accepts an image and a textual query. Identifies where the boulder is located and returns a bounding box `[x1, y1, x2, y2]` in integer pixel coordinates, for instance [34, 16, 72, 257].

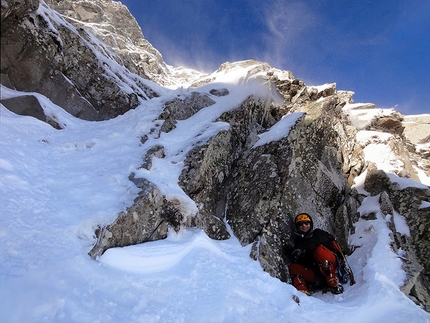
[88, 176, 183, 258]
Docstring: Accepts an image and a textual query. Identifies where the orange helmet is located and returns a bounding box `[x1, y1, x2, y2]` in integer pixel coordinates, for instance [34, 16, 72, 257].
[295, 213, 311, 224]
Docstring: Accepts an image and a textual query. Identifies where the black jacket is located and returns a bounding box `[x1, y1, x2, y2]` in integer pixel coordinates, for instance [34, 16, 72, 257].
[292, 228, 335, 268]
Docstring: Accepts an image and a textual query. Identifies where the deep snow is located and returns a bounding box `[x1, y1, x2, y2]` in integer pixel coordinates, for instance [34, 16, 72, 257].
[1, 69, 430, 322]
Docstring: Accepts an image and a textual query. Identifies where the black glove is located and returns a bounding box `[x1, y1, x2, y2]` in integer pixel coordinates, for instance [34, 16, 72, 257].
[291, 249, 304, 263]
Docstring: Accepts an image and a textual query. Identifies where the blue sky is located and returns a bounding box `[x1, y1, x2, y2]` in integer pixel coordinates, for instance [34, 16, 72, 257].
[120, 0, 430, 115]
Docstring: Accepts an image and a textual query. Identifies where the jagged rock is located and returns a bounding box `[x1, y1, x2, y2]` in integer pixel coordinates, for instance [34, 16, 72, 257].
[159, 92, 215, 133]
[1, 95, 46, 122]
[345, 143, 366, 189]
[358, 159, 430, 310]
[389, 187, 430, 267]
[402, 115, 430, 175]
[1, 0, 158, 122]
[336, 90, 355, 106]
[391, 228, 424, 300]
[175, 82, 353, 281]
[416, 139, 430, 161]
[178, 129, 234, 240]
[308, 83, 337, 101]
[364, 164, 391, 196]
[368, 112, 405, 136]
[403, 115, 430, 145]
[0, 0, 39, 33]
[379, 191, 394, 215]
[88, 177, 183, 258]
[43, 0, 175, 85]
[0, 95, 64, 129]
[210, 88, 229, 97]
[388, 186, 430, 310]
[419, 135, 430, 145]
[140, 145, 165, 170]
[335, 189, 362, 250]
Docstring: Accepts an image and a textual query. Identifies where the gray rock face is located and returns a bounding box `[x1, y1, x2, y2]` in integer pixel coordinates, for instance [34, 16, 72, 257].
[43, 0, 173, 85]
[89, 176, 185, 259]
[362, 168, 430, 310]
[1, 95, 45, 121]
[1, 0, 39, 33]
[402, 115, 430, 174]
[159, 92, 216, 133]
[1, 0, 158, 121]
[90, 64, 430, 308]
[403, 115, 430, 145]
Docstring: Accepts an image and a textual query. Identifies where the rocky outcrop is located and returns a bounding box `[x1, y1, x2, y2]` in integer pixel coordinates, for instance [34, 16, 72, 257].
[88, 176, 185, 258]
[89, 68, 361, 283]
[1, 0, 158, 121]
[403, 115, 430, 145]
[368, 112, 405, 136]
[88, 63, 430, 309]
[402, 115, 430, 172]
[43, 0, 177, 85]
[159, 92, 216, 133]
[363, 167, 430, 310]
[1, 0, 38, 32]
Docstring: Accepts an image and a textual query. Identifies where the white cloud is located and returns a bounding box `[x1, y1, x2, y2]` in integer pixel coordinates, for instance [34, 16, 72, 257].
[261, 0, 320, 69]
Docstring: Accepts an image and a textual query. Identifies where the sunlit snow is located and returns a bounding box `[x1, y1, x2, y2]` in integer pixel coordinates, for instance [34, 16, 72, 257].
[1, 9, 430, 316]
[1, 74, 429, 322]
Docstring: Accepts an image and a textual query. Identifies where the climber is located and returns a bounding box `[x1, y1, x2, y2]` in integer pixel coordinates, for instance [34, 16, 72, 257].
[287, 213, 349, 296]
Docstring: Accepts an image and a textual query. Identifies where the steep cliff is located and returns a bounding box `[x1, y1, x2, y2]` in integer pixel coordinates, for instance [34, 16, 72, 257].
[1, 0, 160, 121]
[1, 0, 429, 311]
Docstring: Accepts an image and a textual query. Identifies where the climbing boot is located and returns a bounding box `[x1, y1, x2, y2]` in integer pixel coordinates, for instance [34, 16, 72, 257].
[291, 274, 310, 295]
[331, 284, 344, 295]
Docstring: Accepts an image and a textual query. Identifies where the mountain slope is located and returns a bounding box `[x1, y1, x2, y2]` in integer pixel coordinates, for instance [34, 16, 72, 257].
[1, 0, 430, 320]
[1, 82, 430, 322]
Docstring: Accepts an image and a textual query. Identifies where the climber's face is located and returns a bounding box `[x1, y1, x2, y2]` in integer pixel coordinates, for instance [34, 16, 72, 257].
[297, 221, 311, 233]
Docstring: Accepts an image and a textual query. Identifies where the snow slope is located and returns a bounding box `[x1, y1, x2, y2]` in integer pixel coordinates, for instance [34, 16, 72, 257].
[1, 69, 430, 322]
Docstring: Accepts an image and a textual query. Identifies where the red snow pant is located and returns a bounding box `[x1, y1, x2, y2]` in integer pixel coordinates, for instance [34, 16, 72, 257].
[288, 245, 340, 294]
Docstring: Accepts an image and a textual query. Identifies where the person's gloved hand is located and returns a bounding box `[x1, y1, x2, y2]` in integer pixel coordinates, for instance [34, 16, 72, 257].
[291, 249, 304, 262]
